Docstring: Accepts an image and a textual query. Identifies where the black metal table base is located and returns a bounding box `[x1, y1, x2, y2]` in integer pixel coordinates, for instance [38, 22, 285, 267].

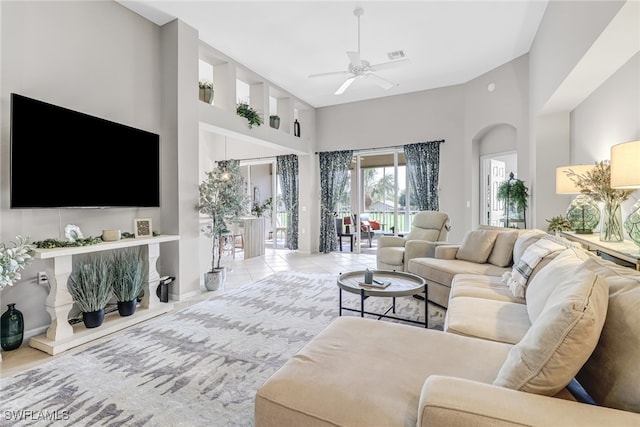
[339, 285, 429, 328]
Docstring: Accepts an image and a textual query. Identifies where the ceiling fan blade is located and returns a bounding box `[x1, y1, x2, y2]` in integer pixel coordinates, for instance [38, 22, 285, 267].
[366, 73, 396, 90]
[369, 58, 410, 71]
[335, 76, 356, 95]
[346, 51, 361, 67]
[308, 70, 350, 78]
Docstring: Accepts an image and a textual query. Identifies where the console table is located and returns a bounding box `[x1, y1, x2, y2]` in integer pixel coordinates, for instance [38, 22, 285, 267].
[560, 231, 640, 270]
[29, 235, 180, 355]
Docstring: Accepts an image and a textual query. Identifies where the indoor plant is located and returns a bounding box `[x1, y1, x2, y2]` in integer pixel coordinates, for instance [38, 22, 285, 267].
[545, 215, 572, 234]
[236, 102, 263, 128]
[0, 235, 35, 351]
[497, 173, 529, 228]
[67, 256, 113, 328]
[111, 248, 145, 316]
[197, 160, 249, 290]
[251, 197, 273, 217]
[199, 80, 214, 104]
[565, 160, 633, 242]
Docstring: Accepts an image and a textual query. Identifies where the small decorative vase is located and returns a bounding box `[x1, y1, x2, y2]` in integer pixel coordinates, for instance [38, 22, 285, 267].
[269, 116, 280, 129]
[83, 309, 105, 328]
[199, 87, 213, 104]
[294, 119, 301, 137]
[117, 300, 137, 316]
[1, 303, 24, 351]
[600, 200, 623, 242]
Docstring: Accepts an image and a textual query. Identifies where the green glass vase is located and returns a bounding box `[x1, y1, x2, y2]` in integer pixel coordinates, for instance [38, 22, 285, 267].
[1, 303, 24, 351]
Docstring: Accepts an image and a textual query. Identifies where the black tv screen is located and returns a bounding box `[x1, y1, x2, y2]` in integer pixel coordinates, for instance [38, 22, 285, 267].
[10, 93, 160, 208]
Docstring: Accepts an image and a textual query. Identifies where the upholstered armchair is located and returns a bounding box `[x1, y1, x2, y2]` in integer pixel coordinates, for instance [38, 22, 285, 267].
[376, 211, 450, 272]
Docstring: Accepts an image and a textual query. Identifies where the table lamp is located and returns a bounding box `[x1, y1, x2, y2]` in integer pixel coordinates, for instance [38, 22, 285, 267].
[343, 216, 352, 234]
[611, 140, 640, 246]
[556, 165, 600, 234]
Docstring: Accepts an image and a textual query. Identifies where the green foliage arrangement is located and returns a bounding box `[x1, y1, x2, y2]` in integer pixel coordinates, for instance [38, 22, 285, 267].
[34, 236, 103, 249]
[565, 161, 633, 204]
[546, 215, 572, 233]
[0, 235, 35, 290]
[252, 197, 273, 217]
[497, 177, 529, 214]
[198, 160, 249, 271]
[236, 102, 263, 128]
[67, 257, 113, 313]
[111, 248, 145, 303]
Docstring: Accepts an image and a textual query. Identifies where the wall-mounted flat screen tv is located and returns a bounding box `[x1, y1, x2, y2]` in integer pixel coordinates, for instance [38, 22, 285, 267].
[10, 93, 160, 208]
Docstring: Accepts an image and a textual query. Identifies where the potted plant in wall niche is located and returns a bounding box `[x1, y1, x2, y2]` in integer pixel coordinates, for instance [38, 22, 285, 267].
[269, 115, 280, 129]
[197, 160, 249, 291]
[236, 102, 263, 129]
[199, 80, 214, 104]
[67, 256, 113, 328]
[111, 248, 145, 316]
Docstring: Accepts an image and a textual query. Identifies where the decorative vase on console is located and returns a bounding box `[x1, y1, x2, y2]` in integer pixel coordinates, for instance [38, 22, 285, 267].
[564, 161, 632, 243]
[600, 200, 623, 242]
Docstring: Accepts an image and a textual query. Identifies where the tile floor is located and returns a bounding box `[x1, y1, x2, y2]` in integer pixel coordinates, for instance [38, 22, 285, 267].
[0, 247, 377, 378]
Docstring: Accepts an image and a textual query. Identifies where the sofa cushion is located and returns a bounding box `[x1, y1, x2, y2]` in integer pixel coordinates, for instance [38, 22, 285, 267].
[450, 274, 525, 304]
[255, 316, 512, 427]
[487, 230, 519, 267]
[494, 269, 608, 396]
[409, 258, 511, 288]
[445, 297, 531, 344]
[575, 257, 640, 413]
[526, 248, 591, 322]
[455, 230, 499, 263]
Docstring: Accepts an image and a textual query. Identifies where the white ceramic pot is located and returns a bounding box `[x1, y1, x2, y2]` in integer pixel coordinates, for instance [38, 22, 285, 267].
[204, 268, 225, 291]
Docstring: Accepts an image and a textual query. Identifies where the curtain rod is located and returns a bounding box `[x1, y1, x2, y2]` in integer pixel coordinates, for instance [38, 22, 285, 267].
[215, 156, 277, 163]
[314, 139, 445, 155]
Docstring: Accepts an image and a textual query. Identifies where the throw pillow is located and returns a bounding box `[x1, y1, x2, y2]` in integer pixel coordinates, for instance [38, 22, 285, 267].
[455, 230, 499, 263]
[503, 238, 567, 298]
[494, 269, 609, 396]
[487, 230, 519, 267]
[369, 220, 381, 231]
[525, 248, 591, 322]
[512, 230, 546, 265]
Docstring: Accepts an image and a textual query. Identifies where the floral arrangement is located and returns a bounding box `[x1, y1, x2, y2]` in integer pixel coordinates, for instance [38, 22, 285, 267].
[0, 235, 35, 290]
[199, 80, 213, 89]
[565, 161, 633, 204]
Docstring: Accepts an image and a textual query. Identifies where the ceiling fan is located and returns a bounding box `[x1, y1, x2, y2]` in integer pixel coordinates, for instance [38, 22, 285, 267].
[308, 7, 409, 95]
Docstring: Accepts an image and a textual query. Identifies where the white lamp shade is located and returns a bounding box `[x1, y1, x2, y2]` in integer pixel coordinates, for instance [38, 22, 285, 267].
[556, 165, 595, 194]
[611, 140, 640, 189]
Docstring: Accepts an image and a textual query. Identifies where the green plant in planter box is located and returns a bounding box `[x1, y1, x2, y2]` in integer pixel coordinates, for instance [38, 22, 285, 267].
[68, 256, 113, 315]
[546, 215, 572, 233]
[237, 102, 263, 128]
[111, 248, 145, 303]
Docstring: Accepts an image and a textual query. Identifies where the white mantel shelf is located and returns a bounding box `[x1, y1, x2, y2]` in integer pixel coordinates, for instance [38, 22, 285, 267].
[30, 234, 180, 355]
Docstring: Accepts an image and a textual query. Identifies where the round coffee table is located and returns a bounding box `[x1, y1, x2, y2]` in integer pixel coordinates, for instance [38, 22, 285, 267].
[337, 270, 428, 327]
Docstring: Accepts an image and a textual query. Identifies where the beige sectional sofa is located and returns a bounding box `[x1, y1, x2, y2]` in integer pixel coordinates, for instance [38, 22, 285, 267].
[255, 230, 640, 426]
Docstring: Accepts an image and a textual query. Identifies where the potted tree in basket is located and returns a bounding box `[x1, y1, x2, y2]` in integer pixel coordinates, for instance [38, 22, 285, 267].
[198, 160, 249, 291]
[67, 256, 113, 328]
[111, 248, 145, 316]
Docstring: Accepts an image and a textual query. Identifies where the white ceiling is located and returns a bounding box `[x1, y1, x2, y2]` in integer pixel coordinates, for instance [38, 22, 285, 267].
[119, 1, 549, 108]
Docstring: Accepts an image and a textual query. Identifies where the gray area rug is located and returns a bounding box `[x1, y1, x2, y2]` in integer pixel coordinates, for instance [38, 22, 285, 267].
[0, 271, 444, 427]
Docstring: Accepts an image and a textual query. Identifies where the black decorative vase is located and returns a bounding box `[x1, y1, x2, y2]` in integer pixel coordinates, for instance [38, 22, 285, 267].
[1, 303, 24, 351]
[82, 309, 105, 328]
[294, 119, 301, 137]
[117, 300, 137, 316]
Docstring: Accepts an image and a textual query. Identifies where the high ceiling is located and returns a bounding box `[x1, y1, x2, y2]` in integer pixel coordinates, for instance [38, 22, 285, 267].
[119, 1, 549, 108]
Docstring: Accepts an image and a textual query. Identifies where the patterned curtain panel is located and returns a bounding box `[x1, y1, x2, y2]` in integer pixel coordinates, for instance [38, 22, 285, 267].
[404, 140, 444, 211]
[276, 154, 299, 250]
[318, 150, 353, 253]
